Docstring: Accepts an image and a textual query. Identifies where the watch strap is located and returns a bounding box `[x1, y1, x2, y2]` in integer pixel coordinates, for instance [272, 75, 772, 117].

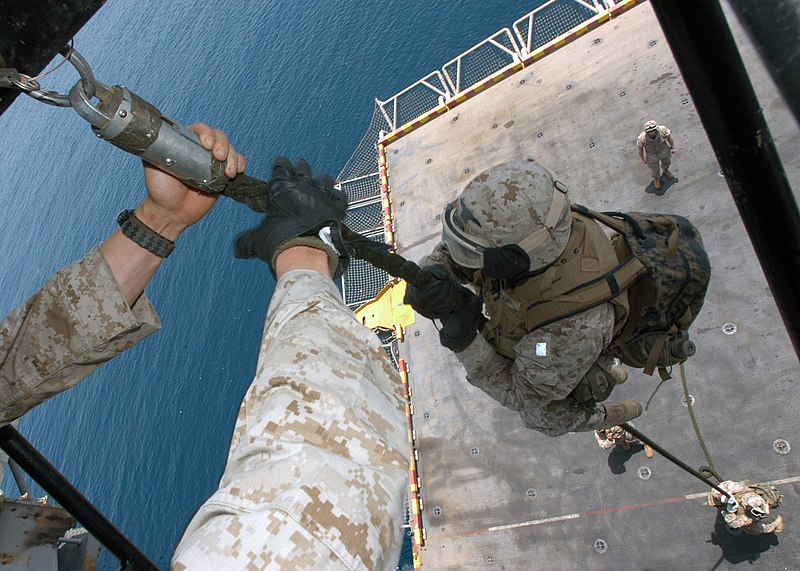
[117, 210, 175, 258]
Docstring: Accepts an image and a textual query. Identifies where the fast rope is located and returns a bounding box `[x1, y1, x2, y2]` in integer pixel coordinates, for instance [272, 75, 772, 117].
[678, 361, 722, 482]
[2, 48, 437, 287]
[217, 166, 743, 501]
[620, 423, 730, 498]
[9, 45, 734, 502]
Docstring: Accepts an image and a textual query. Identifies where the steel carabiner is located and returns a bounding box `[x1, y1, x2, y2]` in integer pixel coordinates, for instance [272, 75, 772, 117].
[22, 46, 96, 107]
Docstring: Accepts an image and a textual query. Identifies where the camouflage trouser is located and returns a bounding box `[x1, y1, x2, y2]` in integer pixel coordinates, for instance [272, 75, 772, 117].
[647, 152, 672, 178]
[173, 270, 408, 571]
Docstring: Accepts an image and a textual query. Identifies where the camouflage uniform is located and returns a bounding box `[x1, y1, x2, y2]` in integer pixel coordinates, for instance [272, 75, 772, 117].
[637, 125, 673, 178]
[424, 245, 614, 437]
[708, 480, 784, 535]
[173, 269, 407, 570]
[0, 246, 160, 425]
[1, 250, 407, 569]
[594, 425, 637, 450]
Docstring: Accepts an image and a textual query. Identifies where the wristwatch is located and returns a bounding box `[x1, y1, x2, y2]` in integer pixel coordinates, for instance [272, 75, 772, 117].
[116, 209, 176, 258]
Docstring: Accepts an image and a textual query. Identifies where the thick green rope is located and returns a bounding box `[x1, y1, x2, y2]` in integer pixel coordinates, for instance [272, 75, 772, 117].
[621, 423, 728, 496]
[222, 172, 732, 497]
[678, 362, 722, 481]
[217, 174, 436, 289]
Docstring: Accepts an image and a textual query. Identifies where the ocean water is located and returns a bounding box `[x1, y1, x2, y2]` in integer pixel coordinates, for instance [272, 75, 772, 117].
[0, 1, 536, 568]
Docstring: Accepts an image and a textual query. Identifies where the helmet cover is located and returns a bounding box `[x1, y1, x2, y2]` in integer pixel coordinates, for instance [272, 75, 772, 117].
[442, 158, 571, 272]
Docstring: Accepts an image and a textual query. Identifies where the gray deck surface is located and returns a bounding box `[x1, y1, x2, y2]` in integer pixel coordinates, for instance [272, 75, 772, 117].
[387, 2, 799, 569]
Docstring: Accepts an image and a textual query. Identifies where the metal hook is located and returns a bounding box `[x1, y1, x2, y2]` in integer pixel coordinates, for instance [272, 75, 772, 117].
[23, 46, 96, 107]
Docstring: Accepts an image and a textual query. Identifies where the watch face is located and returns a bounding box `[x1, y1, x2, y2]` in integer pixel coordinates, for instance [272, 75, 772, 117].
[116, 209, 134, 225]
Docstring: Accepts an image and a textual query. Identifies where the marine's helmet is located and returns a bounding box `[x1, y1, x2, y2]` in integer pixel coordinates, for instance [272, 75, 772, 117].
[441, 158, 572, 278]
[743, 492, 770, 519]
[644, 120, 658, 132]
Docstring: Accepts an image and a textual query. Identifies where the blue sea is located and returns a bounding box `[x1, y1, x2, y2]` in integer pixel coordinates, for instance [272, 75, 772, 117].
[1, 1, 536, 568]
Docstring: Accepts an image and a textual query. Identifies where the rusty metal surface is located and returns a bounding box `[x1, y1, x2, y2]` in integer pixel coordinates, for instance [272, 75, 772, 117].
[0, 497, 76, 569]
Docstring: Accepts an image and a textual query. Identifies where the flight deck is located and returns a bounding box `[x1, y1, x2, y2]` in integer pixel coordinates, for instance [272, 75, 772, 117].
[345, 1, 800, 568]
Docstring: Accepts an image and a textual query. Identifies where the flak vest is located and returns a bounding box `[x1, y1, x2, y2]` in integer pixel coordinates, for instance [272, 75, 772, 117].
[641, 127, 670, 160]
[479, 212, 646, 402]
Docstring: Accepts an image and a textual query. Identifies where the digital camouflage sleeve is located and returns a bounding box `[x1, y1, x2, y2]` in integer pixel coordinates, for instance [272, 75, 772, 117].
[1, 250, 408, 568]
[172, 269, 408, 570]
[0, 246, 160, 425]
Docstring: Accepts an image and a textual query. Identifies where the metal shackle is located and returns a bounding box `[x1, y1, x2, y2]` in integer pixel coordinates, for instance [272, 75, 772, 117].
[68, 80, 226, 193]
[24, 47, 96, 107]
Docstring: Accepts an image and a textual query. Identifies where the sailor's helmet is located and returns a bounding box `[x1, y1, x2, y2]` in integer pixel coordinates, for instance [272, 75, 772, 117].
[644, 120, 658, 132]
[441, 158, 572, 275]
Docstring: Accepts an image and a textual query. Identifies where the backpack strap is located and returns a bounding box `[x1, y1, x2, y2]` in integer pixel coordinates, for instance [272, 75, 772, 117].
[576, 204, 683, 261]
[572, 204, 630, 236]
[522, 211, 647, 332]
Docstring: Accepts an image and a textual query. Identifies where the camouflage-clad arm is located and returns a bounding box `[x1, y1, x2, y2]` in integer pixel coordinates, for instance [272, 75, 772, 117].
[511, 303, 614, 403]
[455, 334, 523, 411]
[0, 246, 160, 425]
[457, 304, 614, 435]
[173, 269, 408, 571]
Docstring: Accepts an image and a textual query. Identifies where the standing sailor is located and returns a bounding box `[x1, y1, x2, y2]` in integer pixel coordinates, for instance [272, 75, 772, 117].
[637, 119, 676, 190]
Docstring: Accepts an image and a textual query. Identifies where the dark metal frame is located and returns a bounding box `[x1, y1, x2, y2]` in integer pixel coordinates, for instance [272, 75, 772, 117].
[649, 0, 800, 357]
[0, 425, 159, 570]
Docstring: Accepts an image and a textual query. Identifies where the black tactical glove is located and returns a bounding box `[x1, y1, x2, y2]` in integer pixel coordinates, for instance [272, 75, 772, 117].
[234, 157, 349, 277]
[438, 287, 482, 353]
[403, 264, 463, 320]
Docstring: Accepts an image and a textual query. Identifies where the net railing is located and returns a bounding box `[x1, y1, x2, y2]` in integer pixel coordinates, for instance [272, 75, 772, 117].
[338, 0, 614, 184]
[343, 198, 384, 234]
[376, 71, 450, 133]
[513, 0, 602, 54]
[338, 105, 391, 183]
[343, 231, 390, 308]
[337, 0, 620, 312]
[339, 173, 382, 204]
[442, 28, 521, 95]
